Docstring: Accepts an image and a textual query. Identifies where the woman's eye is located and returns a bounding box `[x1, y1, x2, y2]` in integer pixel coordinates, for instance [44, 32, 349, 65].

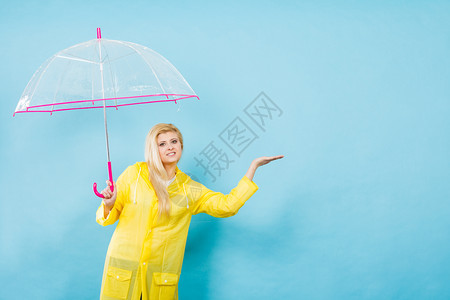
[172, 140, 178, 144]
[159, 143, 165, 147]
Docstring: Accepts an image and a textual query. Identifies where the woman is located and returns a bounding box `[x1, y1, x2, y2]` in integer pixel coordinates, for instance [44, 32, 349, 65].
[97, 123, 283, 300]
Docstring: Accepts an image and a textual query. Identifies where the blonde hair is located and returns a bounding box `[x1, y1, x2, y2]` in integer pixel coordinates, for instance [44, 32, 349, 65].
[145, 123, 184, 217]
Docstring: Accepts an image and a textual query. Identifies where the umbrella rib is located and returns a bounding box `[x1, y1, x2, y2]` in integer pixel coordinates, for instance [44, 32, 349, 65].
[55, 54, 98, 65]
[101, 43, 119, 107]
[105, 51, 136, 64]
[114, 40, 168, 96]
[28, 55, 58, 107]
[128, 41, 196, 94]
[51, 59, 72, 112]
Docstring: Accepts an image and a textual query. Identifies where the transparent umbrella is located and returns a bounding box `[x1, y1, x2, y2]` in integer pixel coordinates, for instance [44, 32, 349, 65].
[14, 28, 199, 197]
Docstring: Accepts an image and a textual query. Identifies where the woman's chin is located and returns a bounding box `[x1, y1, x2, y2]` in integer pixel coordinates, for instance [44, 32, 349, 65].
[163, 157, 180, 165]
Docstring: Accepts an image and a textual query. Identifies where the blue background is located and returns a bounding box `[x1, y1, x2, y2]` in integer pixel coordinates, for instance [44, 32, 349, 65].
[1, 1, 449, 299]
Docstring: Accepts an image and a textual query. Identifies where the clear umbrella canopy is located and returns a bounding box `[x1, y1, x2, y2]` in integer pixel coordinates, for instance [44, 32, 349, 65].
[15, 36, 198, 114]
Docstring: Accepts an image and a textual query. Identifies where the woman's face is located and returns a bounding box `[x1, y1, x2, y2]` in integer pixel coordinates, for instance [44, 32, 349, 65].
[157, 131, 182, 166]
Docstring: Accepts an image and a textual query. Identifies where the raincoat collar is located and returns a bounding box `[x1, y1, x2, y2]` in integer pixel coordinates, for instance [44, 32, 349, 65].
[136, 162, 188, 191]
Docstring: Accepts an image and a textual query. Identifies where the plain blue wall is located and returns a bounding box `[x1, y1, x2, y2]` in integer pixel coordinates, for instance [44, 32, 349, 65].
[1, 1, 449, 299]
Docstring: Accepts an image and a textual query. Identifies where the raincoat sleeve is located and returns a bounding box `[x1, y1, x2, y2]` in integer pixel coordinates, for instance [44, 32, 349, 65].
[189, 176, 258, 218]
[96, 165, 133, 226]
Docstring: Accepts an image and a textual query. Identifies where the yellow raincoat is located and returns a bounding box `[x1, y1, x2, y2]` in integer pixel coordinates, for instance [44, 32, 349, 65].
[96, 162, 258, 300]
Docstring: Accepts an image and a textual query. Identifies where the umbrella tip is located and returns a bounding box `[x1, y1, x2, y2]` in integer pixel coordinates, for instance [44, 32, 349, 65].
[97, 28, 102, 39]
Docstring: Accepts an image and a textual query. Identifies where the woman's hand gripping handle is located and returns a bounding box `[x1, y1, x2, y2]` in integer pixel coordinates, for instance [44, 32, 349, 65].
[98, 180, 117, 219]
[93, 162, 115, 198]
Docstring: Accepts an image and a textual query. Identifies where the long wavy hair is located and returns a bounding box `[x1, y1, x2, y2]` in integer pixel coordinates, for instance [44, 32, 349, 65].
[145, 123, 184, 218]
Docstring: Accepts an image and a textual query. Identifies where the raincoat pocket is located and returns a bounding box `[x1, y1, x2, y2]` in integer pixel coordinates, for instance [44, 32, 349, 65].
[150, 272, 179, 300]
[104, 266, 133, 299]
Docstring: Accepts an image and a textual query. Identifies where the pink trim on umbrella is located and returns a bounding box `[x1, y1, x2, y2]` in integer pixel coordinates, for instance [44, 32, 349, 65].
[13, 94, 199, 115]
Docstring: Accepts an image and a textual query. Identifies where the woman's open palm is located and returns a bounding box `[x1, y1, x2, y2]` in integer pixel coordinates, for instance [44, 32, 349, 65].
[253, 155, 284, 167]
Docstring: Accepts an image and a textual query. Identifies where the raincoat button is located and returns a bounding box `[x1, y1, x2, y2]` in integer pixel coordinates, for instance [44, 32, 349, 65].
[165, 280, 167, 283]
[117, 276, 119, 279]
[143, 262, 146, 265]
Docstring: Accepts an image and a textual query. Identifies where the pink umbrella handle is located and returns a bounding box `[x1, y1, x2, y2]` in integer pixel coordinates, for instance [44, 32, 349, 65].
[93, 161, 114, 198]
[93, 183, 104, 198]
